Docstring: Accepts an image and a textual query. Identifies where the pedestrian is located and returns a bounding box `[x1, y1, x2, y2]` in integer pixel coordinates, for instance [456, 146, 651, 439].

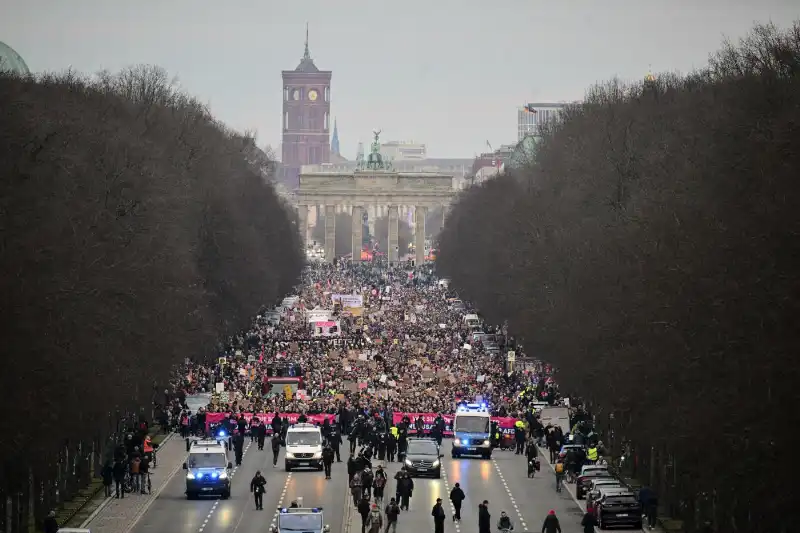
[322, 443, 335, 479]
[478, 500, 491, 533]
[431, 497, 446, 533]
[384, 497, 400, 533]
[101, 462, 113, 497]
[581, 510, 597, 533]
[351, 470, 363, 507]
[362, 467, 374, 500]
[139, 453, 150, 494]
[639, 485, 659, 529]
[358, 496, 371, 533]
[366, 503, 383, 533]
[541, 509, 561, 533]
[271, 434, 281, 467]
[256, 420, 266, 451]
[348, 452, 358, 483]
[397, 470, 414, 511]
[250, 470, 266, 510]
[43, 510, 58, 533]
[129, 451, 141, 493]
[449, 482, 465, 522]
[373, 465, 387, 504]
[113, 458, 126, 499]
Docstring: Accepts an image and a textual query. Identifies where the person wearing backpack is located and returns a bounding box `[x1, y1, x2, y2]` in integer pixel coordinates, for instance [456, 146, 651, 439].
[373, 465, 388, 504]
[554, 459, 565, 492]
[351, 471, 363, 506]
[384, 497, 401, 533]
[366, 503, 383, 533]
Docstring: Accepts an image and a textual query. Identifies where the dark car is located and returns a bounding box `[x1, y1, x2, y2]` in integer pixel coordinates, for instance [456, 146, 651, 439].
[576, 468, 614, 499]
[403, 438, 443, 478]
[596, 493, 642, 529]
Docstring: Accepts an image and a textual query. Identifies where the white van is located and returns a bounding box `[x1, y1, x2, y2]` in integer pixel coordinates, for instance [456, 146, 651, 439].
[284, 423, 323, 472]
[463, 314, 481, 329]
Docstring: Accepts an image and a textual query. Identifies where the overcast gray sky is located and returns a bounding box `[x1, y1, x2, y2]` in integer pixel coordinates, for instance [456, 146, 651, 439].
[2, 0, 797, 158]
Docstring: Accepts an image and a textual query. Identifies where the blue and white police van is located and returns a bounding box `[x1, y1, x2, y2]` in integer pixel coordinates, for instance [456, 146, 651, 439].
[182, 439, 232, 499]
[451, 403, 492, 459]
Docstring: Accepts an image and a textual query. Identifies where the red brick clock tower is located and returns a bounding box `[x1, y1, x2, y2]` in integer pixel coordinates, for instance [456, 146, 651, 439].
[281, 26, 332, 188]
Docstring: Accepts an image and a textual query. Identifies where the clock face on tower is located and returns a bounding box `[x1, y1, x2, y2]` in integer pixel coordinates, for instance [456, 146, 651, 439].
[308, 89, 318, 101]
[292, 89, 300, 101]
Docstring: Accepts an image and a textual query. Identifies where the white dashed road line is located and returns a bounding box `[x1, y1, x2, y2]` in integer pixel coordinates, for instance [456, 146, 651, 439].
[440, 462, 461, 532]
[491, 458, 527, 531]
[198, 441, 252, 532]
[271, 472, 293, 529]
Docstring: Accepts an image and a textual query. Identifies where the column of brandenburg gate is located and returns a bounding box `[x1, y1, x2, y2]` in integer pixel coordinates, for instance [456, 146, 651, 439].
[293, 131, 455, 264]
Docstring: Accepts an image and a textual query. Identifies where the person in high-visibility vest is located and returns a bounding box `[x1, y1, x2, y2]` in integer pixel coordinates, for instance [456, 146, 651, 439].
[586, 446, 598, 463]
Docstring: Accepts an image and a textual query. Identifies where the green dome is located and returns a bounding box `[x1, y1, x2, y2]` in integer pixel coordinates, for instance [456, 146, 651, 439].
[0, 41, 30, 75]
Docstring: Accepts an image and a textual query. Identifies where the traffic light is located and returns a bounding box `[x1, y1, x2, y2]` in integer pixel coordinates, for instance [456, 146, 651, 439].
[523, 104, 537, 113]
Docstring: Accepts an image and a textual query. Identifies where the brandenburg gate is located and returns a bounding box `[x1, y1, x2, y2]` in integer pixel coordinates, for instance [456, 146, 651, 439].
[294, 131, 455, 264]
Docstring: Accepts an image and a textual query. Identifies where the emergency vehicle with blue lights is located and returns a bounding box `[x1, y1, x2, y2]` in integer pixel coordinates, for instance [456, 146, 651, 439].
[451, 403, 492, 459]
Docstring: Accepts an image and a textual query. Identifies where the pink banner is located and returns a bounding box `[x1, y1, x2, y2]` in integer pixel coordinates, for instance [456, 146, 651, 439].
[204, 412, 519, 436]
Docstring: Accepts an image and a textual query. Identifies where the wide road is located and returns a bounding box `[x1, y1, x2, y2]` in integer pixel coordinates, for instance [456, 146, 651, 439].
[130, 438, 348, 533]
[129, 440, 585, 533]
[344, 445, 585, 533]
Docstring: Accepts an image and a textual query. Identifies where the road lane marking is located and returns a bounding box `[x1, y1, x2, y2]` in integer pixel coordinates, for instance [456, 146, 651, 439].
[271, 472, 293, 527]
[492, 458, 527, 530]
[197, 441, 252, 532]
[440, 459, 460, 532]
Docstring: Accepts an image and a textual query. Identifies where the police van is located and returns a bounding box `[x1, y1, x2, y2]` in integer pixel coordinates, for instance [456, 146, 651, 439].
[270, 507, 330, 533]
[451, 403, 492, 459]
[182, 439, 232, 499]
[285, 423, 324, 471]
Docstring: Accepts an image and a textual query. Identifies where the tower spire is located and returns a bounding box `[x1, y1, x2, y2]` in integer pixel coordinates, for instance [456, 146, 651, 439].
[331, 118, 340, 156]
[303, 23, 310, 59]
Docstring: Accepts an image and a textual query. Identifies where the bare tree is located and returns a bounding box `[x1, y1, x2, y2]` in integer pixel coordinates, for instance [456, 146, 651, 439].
[436, 21, 800, 533]
[0, 64, 302, 532]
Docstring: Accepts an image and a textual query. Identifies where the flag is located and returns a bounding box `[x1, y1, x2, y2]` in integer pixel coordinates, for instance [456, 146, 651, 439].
[524, 104, 538, 113]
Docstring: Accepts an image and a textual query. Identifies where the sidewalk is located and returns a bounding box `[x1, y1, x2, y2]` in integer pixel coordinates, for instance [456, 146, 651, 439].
[536, 445, 667, 533]
[76, 433, 186, 533]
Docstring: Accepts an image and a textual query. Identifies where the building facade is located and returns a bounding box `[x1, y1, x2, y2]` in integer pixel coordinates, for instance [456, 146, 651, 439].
[280, 28, 332, 187]
[517, 102, 567, 141]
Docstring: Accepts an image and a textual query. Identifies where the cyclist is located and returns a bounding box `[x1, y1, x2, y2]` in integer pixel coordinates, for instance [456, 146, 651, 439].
[554, 458, 566, 492]
[497, 511, 514, 531]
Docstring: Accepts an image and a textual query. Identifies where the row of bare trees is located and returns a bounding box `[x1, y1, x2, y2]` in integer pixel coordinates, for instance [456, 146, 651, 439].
[436, 22, 799, 533]
[0, 65, 303, 531]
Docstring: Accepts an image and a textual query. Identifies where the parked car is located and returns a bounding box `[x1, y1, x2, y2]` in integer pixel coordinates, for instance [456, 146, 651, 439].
[595, 492, 642, 529]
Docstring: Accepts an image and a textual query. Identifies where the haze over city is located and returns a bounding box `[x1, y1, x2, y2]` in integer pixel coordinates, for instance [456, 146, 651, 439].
[2, 0, 796, 157]
[2, 2, 799, 533]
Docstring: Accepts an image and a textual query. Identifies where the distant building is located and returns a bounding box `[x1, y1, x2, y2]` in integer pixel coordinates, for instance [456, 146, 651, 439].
[517, 102, 567, 141]
[0, 41, 30, 75]
[280, 25, 332, 188]
[379, 141, 427, 161]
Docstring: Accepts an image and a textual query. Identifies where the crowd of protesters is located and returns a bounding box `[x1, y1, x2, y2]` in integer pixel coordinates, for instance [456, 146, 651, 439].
[171, 262, 559, 428]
